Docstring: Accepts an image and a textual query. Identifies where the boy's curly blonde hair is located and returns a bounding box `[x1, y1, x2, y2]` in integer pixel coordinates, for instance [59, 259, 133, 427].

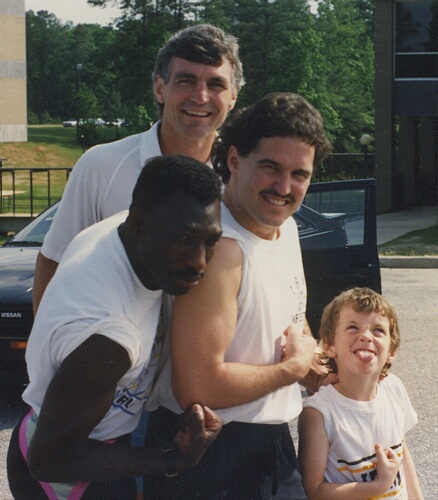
[318, 287, 400, 378]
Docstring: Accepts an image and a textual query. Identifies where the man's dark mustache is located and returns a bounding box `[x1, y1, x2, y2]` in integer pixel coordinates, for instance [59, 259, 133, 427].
[260, 189, 295, 203]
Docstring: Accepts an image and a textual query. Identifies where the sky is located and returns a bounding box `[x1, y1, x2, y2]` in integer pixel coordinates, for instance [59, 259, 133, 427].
[25, 0, 123, 25]
[25, 0, 319, 25]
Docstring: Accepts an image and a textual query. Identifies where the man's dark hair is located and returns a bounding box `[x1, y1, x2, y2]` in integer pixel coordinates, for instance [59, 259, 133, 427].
[212, 92, 332, 183]
[131, 155, 222, 214]
[153, 23, 244, 114]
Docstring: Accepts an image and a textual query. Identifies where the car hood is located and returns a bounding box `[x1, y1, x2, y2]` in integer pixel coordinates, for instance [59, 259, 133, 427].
[0, 247, 38, 303]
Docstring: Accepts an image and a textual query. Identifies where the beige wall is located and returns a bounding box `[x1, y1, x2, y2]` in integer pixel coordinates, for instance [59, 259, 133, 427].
[0, 0, 27, 142]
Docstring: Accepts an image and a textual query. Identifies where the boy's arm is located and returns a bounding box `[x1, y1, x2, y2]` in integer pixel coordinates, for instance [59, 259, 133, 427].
[298, 408, 401, 500]
[170, 237, 316, 410]
[403, 440, 423, 499]
[27, 334, 221, 483]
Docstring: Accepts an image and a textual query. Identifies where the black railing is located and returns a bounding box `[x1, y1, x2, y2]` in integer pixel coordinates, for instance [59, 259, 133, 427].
[0, 167, 72, 216]
[316, 153, 375, 182]
[0, 153, 374, 217]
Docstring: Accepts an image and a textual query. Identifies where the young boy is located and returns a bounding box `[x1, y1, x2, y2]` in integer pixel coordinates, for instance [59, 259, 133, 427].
[298, 287, 423, 500]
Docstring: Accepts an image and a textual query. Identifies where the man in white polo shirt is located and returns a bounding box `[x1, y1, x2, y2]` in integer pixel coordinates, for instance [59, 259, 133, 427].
[33, 23, 243, 313]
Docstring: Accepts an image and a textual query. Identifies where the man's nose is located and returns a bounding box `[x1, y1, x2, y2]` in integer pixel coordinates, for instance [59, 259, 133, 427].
[186, 244, 208, 273]
[274, 172, 292, 196]
[190, 82, 209, 104]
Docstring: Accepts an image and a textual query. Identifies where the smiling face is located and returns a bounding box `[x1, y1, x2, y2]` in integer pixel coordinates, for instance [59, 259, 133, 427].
[154, 57, 238, 148]
[323, 305, 396, 380]
[224, 136, 314, 240]
[130, 192, 222, 296]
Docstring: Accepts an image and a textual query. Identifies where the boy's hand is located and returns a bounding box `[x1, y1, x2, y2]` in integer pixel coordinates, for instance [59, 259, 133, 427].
[374, 443, 402, 491]
[173, 404, 223, 470]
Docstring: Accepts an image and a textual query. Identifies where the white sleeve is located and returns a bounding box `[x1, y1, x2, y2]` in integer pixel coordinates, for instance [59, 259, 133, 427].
[386, 374, 418, 433]
[41, 145, 109, 262]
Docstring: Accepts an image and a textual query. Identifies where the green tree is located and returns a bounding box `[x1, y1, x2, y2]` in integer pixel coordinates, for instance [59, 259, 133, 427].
[314, 0, 375, 152]
[26, 10, 76, 121]
[27, 0, 376, 152]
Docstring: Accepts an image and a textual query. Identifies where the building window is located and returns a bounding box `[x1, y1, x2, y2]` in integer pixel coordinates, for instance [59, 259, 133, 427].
[394, 0, 438, 80]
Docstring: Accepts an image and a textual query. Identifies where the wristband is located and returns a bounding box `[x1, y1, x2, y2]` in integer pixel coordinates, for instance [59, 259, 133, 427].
[162, 447, 178, 477]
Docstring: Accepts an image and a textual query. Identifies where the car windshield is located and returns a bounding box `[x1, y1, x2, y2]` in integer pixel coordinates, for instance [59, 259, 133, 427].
[3, 203, 58, 247]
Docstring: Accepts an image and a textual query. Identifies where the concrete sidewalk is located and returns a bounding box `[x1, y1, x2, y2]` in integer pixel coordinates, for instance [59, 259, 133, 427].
[377, 205, 438, 268]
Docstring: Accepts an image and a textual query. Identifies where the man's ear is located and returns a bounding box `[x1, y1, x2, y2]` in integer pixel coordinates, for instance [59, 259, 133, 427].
[153, 75, 165, 104]
[126, 207, 149, 238]
[228, 86, 238, 111]
[227, 145, 240, 175]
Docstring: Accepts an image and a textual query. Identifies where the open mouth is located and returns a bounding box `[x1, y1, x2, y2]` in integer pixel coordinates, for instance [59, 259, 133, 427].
[263, 195, 290, 207]
[353, 349, 376, 364]
[183, 110, 212, 118]
[174, 273, 203, 291]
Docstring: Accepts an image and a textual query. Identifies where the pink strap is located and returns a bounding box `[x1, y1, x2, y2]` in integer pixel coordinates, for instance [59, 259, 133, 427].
[18, 410, 90, 500]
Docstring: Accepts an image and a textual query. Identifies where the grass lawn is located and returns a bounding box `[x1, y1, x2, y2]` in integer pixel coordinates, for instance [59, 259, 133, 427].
[0, 125, 130, 214]
[378, 225, 438, 255]
[0, 125, 82, 168]
[0, 124, 130, 168]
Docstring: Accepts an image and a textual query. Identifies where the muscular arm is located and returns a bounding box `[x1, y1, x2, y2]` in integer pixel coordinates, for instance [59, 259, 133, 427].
[32, 252, 59, 315]
[28, 334, 221, 483]
[171, 237, 316, 410]
[298, 408, 402, 500]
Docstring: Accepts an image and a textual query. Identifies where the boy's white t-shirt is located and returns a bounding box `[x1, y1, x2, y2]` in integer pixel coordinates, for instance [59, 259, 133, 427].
[303, 374, 417, 499]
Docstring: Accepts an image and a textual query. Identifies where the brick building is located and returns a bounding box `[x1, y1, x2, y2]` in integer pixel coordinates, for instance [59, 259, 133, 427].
[374, 0, 438, 211]
[0, 0, 27, 142]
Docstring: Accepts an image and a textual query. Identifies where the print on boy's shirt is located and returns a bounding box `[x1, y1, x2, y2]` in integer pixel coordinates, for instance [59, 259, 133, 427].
[337, 441, 404, 499]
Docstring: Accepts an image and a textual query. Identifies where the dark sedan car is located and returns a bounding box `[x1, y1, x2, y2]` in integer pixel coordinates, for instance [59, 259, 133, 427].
[0, 179, 381, 365]
[0, 203, 58, 364]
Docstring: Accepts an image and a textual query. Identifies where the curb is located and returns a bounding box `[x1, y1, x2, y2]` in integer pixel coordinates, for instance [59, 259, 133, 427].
[379, 255, 438, 269]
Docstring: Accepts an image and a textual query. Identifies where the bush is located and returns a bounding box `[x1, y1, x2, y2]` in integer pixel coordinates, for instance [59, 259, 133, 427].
[78, 122, 105, 148]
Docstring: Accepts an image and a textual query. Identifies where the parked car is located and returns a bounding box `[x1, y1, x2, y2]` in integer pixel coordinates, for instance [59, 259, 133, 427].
[0, 179, 381, 366]
[86, 118, 105, 127]
[62, 118, 77, 127]
[0, 202, 58, 365]
[293, 204, 348, 250]
[105, 118, 124, 127]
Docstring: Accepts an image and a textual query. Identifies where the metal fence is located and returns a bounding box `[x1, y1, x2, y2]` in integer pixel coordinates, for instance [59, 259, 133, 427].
[0, 153, 373, 216]
[0, 167, 72, 216]
[315, 153, 374, 182]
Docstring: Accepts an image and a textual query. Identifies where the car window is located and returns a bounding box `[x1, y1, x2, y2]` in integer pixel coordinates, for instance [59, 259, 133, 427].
[3, 203, 59, 246]
[304, 188, 366, 246]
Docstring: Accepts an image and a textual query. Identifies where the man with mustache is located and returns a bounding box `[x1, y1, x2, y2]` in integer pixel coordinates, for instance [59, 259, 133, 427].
[33, 23, 243, 313]
[7, 156, 224, 500]
[144, 93, 332, 499]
